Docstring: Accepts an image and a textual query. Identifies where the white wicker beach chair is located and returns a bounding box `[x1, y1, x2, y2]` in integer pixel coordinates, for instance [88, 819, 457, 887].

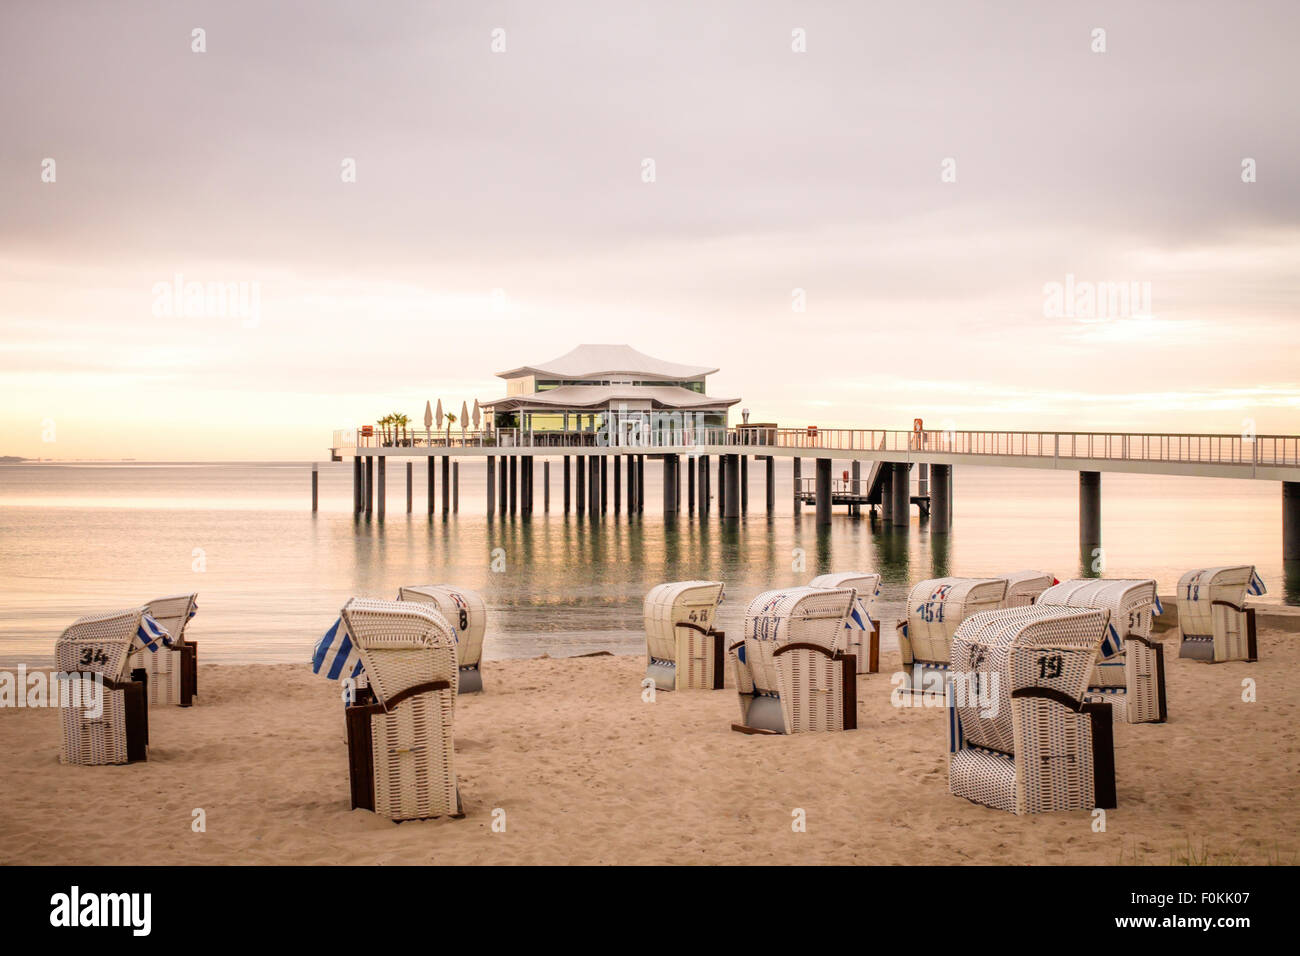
[1004, 570, 1057, 608]
[899, 577, 1008, 692]
[947, 605, 1117, 814]
[1176, 566, 1264, 663]
[55, 607, 154, 765]
[128, 593, 198, 707]
[341, 598, 463, 821]
[810, 571, 882, 673]
[1038, 579, 1166, 724]
[729, 586, 857, 734]
[396, 585, 487, 693]
[643, 580, 726, 691]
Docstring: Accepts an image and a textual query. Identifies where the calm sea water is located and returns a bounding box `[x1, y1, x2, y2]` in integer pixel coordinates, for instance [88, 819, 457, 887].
[0, 460, 1292, 666]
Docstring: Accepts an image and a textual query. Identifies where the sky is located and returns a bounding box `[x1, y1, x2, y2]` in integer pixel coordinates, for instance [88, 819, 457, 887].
[1, 0, 1298, 460]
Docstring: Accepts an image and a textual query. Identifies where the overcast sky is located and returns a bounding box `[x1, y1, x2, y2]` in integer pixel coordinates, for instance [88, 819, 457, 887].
[2, 0, 1297, 459]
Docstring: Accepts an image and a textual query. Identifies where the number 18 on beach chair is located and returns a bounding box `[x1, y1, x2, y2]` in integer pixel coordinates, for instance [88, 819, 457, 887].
[1176, 566, 1265, 663]
[729, 586, 857, 734]
[312, 598, 464, 821]
[644, 581, 726, 691]
[56, 607, 163, 765]
[947, 605, 1118, 814]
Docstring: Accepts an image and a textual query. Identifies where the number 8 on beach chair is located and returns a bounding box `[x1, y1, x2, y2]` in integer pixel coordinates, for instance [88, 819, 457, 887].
[809, 571, 882, 673]
[1176, 566, 1265, 663]
[729, 586, 857, 734]
[314, 598, 463, 821]
[397, 585, 487, 693]
[56, 607, 162, 765]
[899, 577, 1008, 693]
[1038, 579, 1166, 724]
[644, 580, 726, 691]
[947, 605, 1117, 814]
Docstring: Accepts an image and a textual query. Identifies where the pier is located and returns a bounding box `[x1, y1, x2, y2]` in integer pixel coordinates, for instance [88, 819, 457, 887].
[326, 424, 1300, 567]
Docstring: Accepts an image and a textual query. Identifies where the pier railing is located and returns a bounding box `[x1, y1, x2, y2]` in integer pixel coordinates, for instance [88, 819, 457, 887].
[334, 426, 1300, 468]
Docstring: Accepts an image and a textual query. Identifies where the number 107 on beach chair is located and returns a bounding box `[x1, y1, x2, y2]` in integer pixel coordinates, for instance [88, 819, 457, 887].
[644, 581, 726, 691]
[729, 586, 857, 734]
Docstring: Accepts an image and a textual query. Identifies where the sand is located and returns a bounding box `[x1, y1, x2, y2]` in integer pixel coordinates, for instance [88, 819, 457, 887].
[1, 626, 1297, 865]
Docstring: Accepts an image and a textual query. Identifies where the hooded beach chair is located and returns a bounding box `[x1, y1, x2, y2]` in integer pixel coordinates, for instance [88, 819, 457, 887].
[643, 580, 726, 691]
[1176, 566, 1265, 663]
[131, 593, 199, 707]
[334, 598, 463, 821]
[1004, 570, 1057, 608]
[729, 586, 857, 734]
[396, 585, 487, 693]
[899, 577, 1008, 692]
[809, 571, 882, 673]
[56, 607, 163, 765]
[947, 605, 1117, 814]
[1038, 579, 1166, 724]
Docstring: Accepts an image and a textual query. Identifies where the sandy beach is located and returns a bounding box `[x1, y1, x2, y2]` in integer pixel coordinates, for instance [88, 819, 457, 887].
[2, 623, 1296, 866]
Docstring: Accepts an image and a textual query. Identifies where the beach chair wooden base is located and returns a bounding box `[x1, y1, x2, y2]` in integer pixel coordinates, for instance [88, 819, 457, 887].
[183, 641, 198, 700]
[1088, 638, 1167, 724]
[843, 622, 880, 674]
[458, 664, 483, 694]
[60, 670, 149, 766]
[1179, 604, 1258, 663]
[730, 652, 857, 734]
[646, 628, 726, 691]
[345, 681, 464, 821]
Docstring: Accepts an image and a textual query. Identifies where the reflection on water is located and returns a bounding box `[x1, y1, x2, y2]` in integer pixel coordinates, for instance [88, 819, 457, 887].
[0, 461, 1291, 665]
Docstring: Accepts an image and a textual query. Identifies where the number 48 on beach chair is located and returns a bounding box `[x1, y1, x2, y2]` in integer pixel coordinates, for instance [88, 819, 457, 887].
[644, 581, 726, 691]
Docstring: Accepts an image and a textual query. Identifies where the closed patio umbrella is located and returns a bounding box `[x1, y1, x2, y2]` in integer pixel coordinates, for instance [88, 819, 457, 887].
[460, 401, 469, 441]
[423, 400, 433, 445]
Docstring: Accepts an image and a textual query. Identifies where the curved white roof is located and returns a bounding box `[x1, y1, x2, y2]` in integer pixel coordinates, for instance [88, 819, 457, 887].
[496, 344, 717, 381]
[481, 384, 739, 411]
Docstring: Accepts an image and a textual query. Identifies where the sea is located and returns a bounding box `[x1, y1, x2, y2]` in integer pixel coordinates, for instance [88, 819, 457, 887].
[0, 460, 1291, 666]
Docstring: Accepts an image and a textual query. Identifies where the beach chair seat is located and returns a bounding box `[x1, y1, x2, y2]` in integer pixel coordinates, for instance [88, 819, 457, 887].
[1176, 566, 1264, 663]
[810, 571, 882, 673]
[643, 580, 726, 691]
[133, 593, 199, 707]
[396, 585, 487, 693]
[56, 607, 163, 765]
[1004, 570, 1057, 608]
[947, 604, 1117, 814]
[730, 586, 857, 734]
[1038, 579, 1167, 724]
[899, 577, 1008, 692]
[332, 598, 463, 821]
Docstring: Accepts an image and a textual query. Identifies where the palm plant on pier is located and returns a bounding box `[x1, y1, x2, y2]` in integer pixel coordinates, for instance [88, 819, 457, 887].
[444, 412, 457, 446]
[392, 412, 411, 445]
